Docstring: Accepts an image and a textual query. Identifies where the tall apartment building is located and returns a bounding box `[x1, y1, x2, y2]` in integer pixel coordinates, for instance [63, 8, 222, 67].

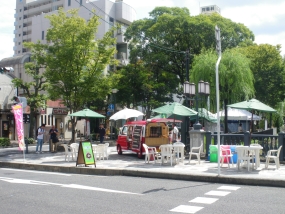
[14, 0, 136, 65]
[0, 0, 136, 139]
[200, 5, 221, 15]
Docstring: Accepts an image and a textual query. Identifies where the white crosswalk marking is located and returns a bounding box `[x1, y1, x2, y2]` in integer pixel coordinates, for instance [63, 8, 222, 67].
[189, 197, 218, 204]
[170, 205, 204, 214]
[217, 186, 240, 191]
[205, 190, 231, 196]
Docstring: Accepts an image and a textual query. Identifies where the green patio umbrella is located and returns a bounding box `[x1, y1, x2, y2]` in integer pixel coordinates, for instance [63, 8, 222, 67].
[227, 98, 276, 132]
[152, 102, 198, 116]
[198, 108, 217, 123]
[68, 108, 105, 118]
[227, 98, 276, 113]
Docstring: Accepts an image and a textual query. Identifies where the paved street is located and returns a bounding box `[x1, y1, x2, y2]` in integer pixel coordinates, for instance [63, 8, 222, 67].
[0, 168, 284, 214]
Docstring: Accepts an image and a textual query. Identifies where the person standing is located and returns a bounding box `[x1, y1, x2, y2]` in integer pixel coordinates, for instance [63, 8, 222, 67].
[238, 123, 243, 132]
[172, 123, 179, 143]
[36, 124, 45, 154]
[98, 124, 106, 144]
[49, 125, 59, 153]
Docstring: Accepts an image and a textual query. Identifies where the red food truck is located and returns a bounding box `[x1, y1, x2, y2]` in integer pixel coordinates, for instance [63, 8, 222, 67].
[116, 118, 181, 158]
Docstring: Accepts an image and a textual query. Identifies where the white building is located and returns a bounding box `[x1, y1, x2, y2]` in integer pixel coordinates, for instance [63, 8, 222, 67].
[0, 0, 136, 139]
[200, 5, 221, 15]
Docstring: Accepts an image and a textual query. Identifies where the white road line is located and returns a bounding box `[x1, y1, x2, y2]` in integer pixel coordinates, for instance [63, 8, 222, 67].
[205, 190, 231, 196]
[0, 168, 71, 176]
[189, 197, 219, 204]
[217, 186, 240, 191]
[0, 177, 143, 195]
[0, 168, 107, 177]
[170, 205, 204, 214]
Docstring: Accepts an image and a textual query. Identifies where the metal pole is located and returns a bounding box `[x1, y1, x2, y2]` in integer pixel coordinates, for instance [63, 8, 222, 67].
[185, 50, 190, 148]
[215, 25, 222, 176]
[216, 55, 221, 175]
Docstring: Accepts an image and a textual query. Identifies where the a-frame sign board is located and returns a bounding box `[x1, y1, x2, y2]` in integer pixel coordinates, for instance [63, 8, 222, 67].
[76, 141, 96, 167]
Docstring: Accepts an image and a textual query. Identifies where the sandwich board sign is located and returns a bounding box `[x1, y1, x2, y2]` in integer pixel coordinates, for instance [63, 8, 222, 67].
[76, 141, 96, 167]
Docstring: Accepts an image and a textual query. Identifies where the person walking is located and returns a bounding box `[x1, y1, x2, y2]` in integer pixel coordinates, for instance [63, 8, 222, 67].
[98, 124, 106, 144]
[49, 125, 59, 153]
[36, 124, 45, 154]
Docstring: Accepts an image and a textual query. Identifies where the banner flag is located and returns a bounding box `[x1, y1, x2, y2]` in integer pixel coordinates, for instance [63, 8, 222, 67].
[12, 103, 25, 151]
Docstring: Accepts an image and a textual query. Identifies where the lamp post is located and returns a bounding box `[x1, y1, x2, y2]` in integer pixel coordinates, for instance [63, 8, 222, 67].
[111, 88, 119, 139]
[183, 80, 210, 130]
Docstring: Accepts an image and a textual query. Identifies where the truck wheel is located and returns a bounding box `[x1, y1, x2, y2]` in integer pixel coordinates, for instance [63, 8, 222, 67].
[137, 151, 143, 159]
[117, 145, 122, 155]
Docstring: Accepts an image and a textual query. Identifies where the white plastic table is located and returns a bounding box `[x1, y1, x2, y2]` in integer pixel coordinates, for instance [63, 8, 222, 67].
[236, 146, 263, 169]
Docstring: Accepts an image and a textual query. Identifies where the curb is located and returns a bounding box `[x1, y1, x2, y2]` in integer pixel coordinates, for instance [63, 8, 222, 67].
[1, 161, 285, 188]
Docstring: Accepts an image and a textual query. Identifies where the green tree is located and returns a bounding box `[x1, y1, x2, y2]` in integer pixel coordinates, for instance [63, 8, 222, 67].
[124, 7, 255, 88]
[115, 58, 176, 118]
[240, 44, 285, 108]
[191, 49, 255, 132]
[43, 9, 117, 142]
[12, 42, 48, 138]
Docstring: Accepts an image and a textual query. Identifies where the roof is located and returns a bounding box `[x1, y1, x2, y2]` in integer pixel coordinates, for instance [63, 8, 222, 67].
[0, 53, 31, 67]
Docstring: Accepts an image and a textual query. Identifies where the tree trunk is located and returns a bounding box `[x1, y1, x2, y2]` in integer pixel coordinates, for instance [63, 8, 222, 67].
[29, 110, 37, 139]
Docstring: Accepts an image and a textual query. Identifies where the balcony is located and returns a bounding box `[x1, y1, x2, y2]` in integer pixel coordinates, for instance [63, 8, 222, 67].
[115, 2, 136, 25]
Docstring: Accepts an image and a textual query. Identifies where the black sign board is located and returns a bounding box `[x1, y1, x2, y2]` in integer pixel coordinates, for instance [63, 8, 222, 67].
[132, 126, 142, 149]
[23, 114, 30, 123]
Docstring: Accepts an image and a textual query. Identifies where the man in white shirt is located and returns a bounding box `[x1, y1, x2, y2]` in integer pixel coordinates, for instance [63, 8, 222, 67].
[36, 124, 45, 153]
[172, 123, 179, 143]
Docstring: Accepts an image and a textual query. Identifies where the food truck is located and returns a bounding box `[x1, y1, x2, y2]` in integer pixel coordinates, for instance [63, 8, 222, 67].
[116, 118, 181, 158]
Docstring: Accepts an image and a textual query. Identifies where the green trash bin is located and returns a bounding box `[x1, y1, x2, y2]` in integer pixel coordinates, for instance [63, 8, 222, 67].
[210, 145, 218, 162]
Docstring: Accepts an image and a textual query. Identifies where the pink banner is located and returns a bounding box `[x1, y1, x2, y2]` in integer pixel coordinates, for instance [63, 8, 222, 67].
[12, 103, 25, 151]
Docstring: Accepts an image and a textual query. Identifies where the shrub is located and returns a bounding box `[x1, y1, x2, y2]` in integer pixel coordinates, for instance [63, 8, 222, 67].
[0, 138, 11, 147]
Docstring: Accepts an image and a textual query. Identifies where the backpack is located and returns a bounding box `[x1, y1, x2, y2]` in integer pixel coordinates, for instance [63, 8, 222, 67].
[35, 127, 41, 138]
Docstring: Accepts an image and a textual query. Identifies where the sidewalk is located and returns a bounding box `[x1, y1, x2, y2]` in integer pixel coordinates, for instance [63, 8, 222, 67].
[1, 142, 285, 187]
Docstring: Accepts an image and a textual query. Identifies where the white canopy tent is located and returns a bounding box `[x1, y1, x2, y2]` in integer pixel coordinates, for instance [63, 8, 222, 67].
[215, 107, 261, 121]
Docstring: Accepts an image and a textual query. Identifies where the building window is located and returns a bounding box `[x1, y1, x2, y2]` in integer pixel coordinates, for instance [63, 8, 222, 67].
[19, 34, 21, 37]
[42, 31, 44, 40]
[18, 42, 21, 45]
[211, 6, 214, 10]
[206, 7, 210, 11]
[68, 0, 71, 6]
[202, 8, 205, 12]
[18, 51, 21, 54]
[19, 25, 21, 28]
[19, 17, 22, 20]
[20, 9, 22, 12]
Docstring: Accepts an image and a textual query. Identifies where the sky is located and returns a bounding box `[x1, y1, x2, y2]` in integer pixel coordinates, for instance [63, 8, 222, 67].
[1, 0, 285, 60]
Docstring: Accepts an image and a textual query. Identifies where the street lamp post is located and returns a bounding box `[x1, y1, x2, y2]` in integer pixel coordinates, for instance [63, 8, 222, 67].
[183, 80, 210, 130]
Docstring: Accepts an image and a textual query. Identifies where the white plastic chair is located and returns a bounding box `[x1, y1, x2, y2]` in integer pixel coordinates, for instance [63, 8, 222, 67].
[96, 144, 105, 161]
[61, 144, 73, 162]
[236, 147, 253, 171]
[70, 143, 79, 160]
[104, 143, 109, 160]
[249, 144, 262, 167]
[189, 143, 203, 164]
[142, 144, 159, 163]
[173, 142, 185, 164]
[92, 144, 98, 160]
[159, 144, 176, 166]
[265, 145, 282, 169]
[220, 147, 234, 168]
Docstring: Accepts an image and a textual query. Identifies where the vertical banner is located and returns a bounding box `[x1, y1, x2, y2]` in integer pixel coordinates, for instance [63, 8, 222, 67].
[12, 103, 25, 151]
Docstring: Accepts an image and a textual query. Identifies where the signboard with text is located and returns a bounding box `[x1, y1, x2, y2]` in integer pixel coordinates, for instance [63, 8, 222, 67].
[52, 108, 68, 115]
[132, 126, 142, 149]
[76, 141, 96, 167]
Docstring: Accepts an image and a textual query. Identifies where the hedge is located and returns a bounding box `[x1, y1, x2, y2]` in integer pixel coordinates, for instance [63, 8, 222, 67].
[0, 138, 11, 147]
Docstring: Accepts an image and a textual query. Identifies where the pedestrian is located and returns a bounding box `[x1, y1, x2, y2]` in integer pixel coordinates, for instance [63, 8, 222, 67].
[49, 125, 59, 153]
[172, 123, 179, 143]
[36, 124, 45, 154]
[98, 124, 106, 144]
[238, 123, 243, 132]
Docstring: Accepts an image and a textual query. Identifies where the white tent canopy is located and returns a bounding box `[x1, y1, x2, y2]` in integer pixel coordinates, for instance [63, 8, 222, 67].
[215, 107, 261, 121]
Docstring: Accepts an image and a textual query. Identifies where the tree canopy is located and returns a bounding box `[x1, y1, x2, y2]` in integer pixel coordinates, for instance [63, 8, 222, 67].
[41, 8, 117, 141]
